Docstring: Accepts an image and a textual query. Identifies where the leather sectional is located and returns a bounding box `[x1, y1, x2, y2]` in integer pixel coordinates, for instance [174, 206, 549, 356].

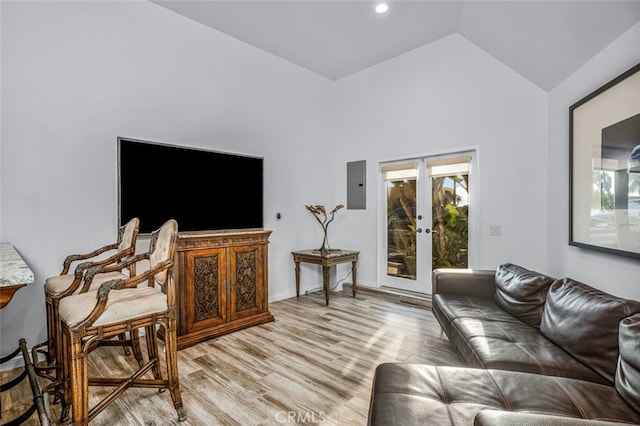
[367, 264, 640, 425]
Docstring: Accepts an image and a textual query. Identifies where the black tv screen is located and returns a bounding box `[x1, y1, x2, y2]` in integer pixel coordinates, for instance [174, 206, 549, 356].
[118, 137, 263, 234]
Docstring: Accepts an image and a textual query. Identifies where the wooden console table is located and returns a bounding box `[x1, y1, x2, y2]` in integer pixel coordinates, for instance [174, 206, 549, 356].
[0, 243, 34, 309]
[292, 249, 359, 306]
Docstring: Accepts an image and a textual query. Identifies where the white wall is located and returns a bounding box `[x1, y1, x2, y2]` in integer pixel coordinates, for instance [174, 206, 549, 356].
[0, 1, 3, 243]
[332, 34, 549, 288]
[0, 1, 334, 355]
[547, 21, 640, 300]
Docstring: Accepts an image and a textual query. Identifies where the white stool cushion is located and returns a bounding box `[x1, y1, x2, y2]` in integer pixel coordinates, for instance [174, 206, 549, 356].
[150, 220, 177, 285]
[59, 287, 167, 328]
[118, 219, 138, 252]
[45, 271, 127, 295]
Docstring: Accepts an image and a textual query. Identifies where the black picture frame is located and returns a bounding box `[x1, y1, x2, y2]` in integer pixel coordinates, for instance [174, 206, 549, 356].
[569, 62, 640, 259]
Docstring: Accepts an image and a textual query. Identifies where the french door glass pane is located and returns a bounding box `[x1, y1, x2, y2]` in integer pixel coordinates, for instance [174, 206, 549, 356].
[431, 172, 469, 269]
[386, 177, 417, 280]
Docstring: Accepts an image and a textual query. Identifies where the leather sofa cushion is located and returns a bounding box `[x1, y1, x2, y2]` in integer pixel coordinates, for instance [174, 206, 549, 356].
[432, 268, 497, 299]
[368, 363, 640, 426]
[433, 294, 607, 384]
[494, 263, 554, 327]
[474, 410, 638, 426]
[434, 294, 524, 325]
[540, 278, 640, 385]
[616, 313, 640, 414]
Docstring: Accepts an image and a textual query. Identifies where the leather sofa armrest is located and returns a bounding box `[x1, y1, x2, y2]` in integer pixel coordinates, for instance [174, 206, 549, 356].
[474, 410, 631, 426]
[432, 268, 496, 299]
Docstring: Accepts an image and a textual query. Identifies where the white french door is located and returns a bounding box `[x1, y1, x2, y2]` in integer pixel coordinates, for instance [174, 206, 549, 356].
[379, 151, 475, 293]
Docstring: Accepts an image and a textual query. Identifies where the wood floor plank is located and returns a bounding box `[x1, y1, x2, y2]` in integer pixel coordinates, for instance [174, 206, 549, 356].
[1, 289, 463, 425]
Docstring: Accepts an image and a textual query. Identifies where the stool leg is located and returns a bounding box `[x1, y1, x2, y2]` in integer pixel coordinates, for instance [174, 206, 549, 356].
[59, 329, 72, 424]
[163, 320, 186, 422]
[145, 325, 162, 381]
[52, 296, 65, 381]
[130, 329, 145, 368]
[119, 333, 132, 356]
[69, 332, 90, 426]
[45, 296, 56, 364]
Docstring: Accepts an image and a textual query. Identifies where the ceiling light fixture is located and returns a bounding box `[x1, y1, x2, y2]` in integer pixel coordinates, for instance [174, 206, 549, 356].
[375, 3, 389, 14]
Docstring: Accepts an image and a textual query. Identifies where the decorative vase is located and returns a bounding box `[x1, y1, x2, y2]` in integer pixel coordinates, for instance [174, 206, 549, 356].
[319, 227, 331, 254]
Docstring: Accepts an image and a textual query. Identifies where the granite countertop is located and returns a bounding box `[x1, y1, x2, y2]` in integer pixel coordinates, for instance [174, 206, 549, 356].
[0, 243, 35, 287]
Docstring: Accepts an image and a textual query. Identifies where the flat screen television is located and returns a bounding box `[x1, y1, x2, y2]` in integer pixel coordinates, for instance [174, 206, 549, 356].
[118, 137, 263, 234]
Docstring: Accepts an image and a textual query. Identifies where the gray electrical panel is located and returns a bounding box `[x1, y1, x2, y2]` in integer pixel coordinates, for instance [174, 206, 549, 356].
[347, 160, 366, 210]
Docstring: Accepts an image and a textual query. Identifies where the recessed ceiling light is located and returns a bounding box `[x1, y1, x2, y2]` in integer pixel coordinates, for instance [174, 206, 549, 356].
[375, 3, 389, 14]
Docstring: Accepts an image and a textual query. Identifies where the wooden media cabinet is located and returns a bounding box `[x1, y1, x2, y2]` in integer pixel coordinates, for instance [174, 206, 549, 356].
[172, 229, 273, 349]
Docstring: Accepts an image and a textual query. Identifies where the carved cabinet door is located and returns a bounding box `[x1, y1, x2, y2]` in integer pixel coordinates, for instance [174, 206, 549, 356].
[184, 247, 228, 333]
[229, 243, 265, 321]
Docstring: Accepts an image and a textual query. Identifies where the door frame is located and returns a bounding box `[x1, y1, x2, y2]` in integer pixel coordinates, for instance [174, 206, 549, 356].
[376, 147, 479, 294]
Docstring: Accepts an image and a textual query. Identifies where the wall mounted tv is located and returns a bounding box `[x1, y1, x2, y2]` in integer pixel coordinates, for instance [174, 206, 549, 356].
[118, 137, 263, 234]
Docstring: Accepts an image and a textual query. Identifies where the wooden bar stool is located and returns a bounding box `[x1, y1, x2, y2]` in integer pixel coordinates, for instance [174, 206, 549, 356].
[58, 219, 185, 425]
[33, 218, 141, 389]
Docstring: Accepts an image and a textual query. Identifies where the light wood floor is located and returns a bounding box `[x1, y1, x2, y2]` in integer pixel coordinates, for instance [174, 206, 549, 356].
[1, 289, 464, 425]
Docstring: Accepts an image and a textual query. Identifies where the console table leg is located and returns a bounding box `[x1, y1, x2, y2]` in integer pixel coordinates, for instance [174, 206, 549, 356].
[352, 261, 357, 298]
[295, 261, 301, 298]
[322, 266, 330, 306]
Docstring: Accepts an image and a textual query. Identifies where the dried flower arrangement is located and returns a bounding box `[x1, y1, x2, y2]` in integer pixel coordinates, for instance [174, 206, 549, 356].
[305, 204, 344, 254]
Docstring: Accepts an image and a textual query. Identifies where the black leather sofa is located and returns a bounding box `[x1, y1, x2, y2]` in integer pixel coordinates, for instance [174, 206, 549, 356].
[367, 264, 640, 425]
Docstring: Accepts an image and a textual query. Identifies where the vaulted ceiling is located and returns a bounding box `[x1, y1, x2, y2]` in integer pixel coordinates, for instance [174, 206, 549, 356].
[152, 1, 640, 91]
